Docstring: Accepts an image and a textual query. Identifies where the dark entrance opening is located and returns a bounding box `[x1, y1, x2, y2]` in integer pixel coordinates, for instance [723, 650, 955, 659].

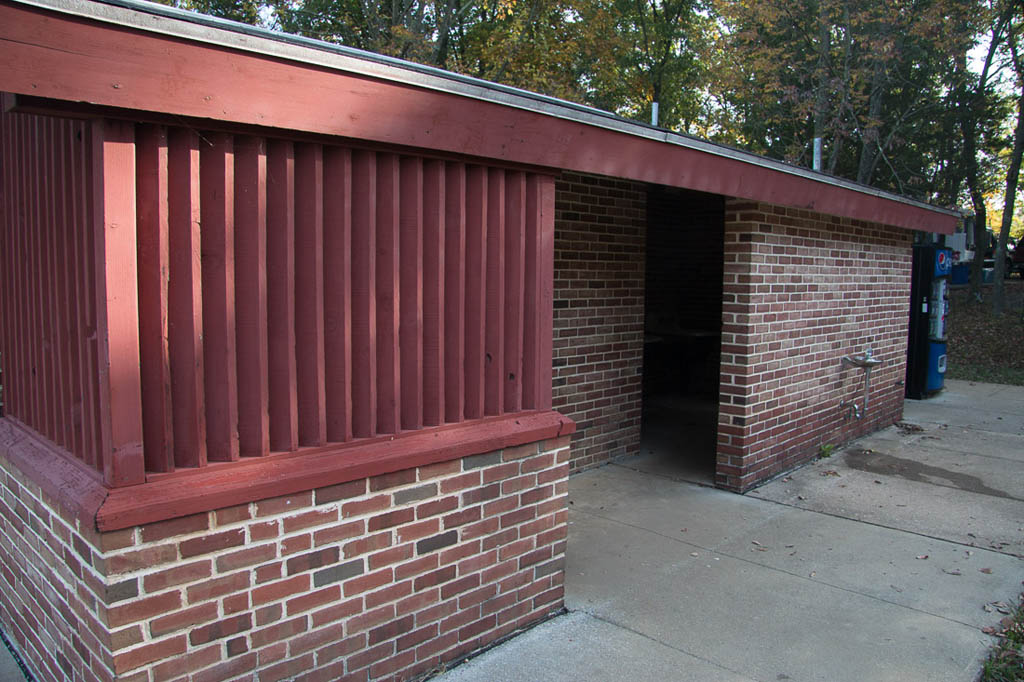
[636, 186, 725, 485]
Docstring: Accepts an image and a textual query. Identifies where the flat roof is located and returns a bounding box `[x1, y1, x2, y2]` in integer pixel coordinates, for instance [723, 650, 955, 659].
[2, 0, 959, 232]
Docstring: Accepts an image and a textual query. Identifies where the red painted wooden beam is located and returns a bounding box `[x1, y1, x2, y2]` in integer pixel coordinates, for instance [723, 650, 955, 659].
[167, 127, 207, 469]
[266, 139, 299, 451]
[351, 150, 378, 439]
[443, 164, 466, 424]
[294, 143, 327, 447]
[323, 147, 353, 443]
[135, 124, 175, 472]
[90, 119, 146, 486]
[399, 156, 424, 432]
[199, 133, 240, 462]
[234, 136, 271, 457]
[376, 154, 401, 435]
[97, 410, 575, 530]
[422, 160, 445, 427]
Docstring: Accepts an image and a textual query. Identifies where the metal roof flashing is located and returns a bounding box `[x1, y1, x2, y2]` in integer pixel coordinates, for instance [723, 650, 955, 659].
[10, 0, 960, 227]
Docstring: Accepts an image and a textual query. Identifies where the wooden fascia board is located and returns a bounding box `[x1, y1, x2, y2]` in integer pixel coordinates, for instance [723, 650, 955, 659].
[0, 1, 956, 234]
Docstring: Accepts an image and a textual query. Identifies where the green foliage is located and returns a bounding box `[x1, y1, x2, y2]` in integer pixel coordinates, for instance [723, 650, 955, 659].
[818, 443, 835, 459]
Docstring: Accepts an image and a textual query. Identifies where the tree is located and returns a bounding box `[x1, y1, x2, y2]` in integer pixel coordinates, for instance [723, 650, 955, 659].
[953, 0, 1019, 300]
[585, 0, 710, 130]
[710, 0, 975, 199]
[992, 15, 1024, 314]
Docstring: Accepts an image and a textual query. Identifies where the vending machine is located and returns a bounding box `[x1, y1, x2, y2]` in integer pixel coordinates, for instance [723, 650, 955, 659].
[906, 244, 951, 399]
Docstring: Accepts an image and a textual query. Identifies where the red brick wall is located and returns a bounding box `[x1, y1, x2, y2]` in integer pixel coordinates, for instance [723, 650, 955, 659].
[0, 437, 569, 681]
[717, 201, 912, 490]
[553, 173, 646, 471]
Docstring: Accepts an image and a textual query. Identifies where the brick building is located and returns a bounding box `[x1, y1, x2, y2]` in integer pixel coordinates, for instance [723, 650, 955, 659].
[0, 0, 957, 680]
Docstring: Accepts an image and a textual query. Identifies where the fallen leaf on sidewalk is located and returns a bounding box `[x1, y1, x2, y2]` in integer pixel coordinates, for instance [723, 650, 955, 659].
[982, 626, 998, 635]
[821, 470, 840, 477]
[980, 567, 993, 574]
[943, 568, 962, 576]
[916, 555, 929, 560]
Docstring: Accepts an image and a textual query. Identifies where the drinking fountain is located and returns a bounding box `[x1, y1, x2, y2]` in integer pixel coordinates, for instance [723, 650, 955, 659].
[841, 348, 882, 420]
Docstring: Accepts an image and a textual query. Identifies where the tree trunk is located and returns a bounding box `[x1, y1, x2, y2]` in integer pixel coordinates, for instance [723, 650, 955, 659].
[856, 63, 885, 184]
[813, 0, 829, 170]
[993, 79, 1024, 314]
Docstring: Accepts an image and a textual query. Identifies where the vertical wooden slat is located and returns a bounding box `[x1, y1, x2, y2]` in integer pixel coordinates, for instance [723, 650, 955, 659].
[484, 169, 505, 416]
[323, 146, 353, 443]
[10, 114, 24, 421]
[376, 154, 401, 435]
[266, 139, 299, 451]
[37, 116, 51, 436]
[234, 136, 270, 458]
[422, 160, 445, 426]
[54, 119, 75, 451]
[537, 176, 555, 410]
[504, 171, 526, 412]
[81, 120, 103, 469]
[464, 165, 487, 420]
[62, 119, 86, 461]
[18, 114, 32, 424]
[48, 118, 66, 445]
[12, 114, 28, 422]
[28, 115, 42, 429]
[135, 124, 174, 473]
[294, 143, 327, 446]
[41, 118, 60, 443]
[523, 175, 542, 410]
[27, 116, 41, 431]
[167, 127, 207, 469]
[90, 119, 145, 487]
[399, 156, 424, 431]
[200, 133, 240, 462]
[76, 119, 101, 469]
[351, 151, 377, 438]
[443, 163, 465, 424]
[0, 114, 11, 420]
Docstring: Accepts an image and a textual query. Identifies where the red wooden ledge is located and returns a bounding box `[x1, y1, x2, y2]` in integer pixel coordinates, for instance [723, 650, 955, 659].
[0, 412, 574, 532]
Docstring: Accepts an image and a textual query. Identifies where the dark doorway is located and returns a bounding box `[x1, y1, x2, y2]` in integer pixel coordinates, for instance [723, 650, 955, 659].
[633, 186, 724, 485]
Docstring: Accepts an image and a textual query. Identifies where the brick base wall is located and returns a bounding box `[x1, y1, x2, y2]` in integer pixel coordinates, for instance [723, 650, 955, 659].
[0, 437, 570, 682]
[718, 201, 912, 490]
[553, 173, 646, 472]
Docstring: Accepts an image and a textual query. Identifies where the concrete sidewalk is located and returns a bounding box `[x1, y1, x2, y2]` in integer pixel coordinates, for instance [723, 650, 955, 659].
[436, 380, 1024, 682]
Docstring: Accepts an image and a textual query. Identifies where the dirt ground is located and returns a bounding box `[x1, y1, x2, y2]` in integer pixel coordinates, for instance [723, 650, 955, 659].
[947, 278, 1024, 385]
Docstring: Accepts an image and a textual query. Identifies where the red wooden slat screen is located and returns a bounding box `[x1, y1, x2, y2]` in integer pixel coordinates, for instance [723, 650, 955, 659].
[0, 111, 104, 473]
[0, 112, 556, 483]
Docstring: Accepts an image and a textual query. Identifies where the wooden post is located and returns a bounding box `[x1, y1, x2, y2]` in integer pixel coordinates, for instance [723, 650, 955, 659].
[91, 119, 145, 487]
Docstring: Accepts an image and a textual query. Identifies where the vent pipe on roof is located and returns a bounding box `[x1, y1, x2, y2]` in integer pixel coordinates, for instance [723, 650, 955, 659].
[813, 137, 823, 171]
[651, 101, 659, 127]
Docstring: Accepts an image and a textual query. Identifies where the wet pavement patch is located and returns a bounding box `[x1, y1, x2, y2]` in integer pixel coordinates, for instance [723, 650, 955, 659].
[845, 449, 1022, 502]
